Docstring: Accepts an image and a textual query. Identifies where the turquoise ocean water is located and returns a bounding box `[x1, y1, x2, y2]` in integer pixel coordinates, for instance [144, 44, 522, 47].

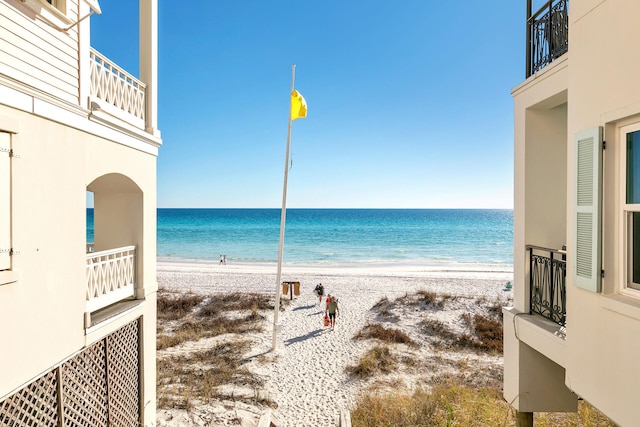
[88, 209, 513, 269]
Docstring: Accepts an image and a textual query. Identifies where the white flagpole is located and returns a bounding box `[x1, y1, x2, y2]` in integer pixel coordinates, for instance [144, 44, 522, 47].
[272, 64, 296, 351]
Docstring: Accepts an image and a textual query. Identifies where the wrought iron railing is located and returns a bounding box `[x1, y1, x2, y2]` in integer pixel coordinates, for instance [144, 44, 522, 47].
[86, 245, 136, 312]
[526, 0, 569, 77]
[89, 48, 146, 122]
[528, 245, 566, 326]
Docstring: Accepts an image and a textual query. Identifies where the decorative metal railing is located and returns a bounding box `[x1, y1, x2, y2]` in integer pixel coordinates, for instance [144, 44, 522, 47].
[526, 0, 569, 77]
[528, 245, 566, 326]
[89, 48, 146, 122]
[86, 245, 136, 312]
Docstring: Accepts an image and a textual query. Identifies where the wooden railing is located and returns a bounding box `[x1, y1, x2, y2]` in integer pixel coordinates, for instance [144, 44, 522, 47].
[89, 48, 146, 125]
[86, 245, 136, 313]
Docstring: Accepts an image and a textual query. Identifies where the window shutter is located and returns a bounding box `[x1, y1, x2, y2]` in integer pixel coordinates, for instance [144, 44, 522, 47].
[0, 132, 10, 270]
[574, 127, 603, 292]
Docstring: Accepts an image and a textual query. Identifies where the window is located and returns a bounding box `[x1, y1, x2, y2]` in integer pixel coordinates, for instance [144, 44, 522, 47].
[0, 132, 11, 271]
[19, 0, 70, 25]
[624, 127, 640, 291]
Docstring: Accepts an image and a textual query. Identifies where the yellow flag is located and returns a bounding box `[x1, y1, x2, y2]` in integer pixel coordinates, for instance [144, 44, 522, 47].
[290, 89, 307, 121]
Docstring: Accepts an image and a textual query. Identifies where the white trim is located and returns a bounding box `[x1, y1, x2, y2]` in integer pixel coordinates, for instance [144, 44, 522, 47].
[618, 122, 640, 296]
[0, 270, 18, 286]
[17, 0, 73, 28]
[0, 81, 33, 113]
[82, 0, 101, 14]
[603, 294, 640, 322]
[0, 79, 160, 155]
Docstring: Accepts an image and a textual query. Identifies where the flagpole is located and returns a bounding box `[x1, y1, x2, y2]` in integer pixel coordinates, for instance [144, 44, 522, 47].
[272, 64, 296, 351]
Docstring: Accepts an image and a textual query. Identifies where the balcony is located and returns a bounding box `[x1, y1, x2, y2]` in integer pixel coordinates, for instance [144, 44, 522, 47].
[528, 245, 566, 327]
[89, 48, 146, 130]
[86, 245, 136, 314]
[526, 0, 569, 77]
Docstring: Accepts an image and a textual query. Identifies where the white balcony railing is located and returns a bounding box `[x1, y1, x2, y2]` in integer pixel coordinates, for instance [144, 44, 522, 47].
[86, 245, 136, 313]
[89, 48, 146, 126]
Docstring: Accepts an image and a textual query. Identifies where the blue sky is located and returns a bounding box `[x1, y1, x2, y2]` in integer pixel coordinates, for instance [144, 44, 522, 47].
[91, 1, 523, 209]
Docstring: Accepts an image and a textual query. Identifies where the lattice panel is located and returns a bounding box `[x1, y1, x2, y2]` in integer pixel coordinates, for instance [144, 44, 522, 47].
[106, 320, 140, 426]
[0, 319, 141, 427]
[61, 341, 109, 427]
[0, 369, 59, 426]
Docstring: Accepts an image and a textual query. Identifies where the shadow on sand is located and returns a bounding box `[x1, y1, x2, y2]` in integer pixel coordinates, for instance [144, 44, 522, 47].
[284, 328, 325, 346]
[292, 304, 316, 311]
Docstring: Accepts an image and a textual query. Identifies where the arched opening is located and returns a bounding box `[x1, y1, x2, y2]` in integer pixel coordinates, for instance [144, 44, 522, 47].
[85, 173, 144, 315]
[87, 173, 143, 252]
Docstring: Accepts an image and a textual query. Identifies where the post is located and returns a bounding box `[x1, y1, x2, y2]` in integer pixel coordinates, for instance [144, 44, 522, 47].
[526, 0, 532, 76]
[516, 411, 534, 427]
[272, 65, 296, 351]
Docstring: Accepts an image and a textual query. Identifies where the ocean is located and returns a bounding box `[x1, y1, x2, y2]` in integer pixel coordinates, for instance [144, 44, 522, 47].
[88, 208, 513, 269]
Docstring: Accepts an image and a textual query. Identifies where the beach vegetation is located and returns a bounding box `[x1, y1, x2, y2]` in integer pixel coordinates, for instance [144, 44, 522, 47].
[420, 309, 503, 354]
[198, 291, 271, 315]
[462, 313, 503, 353]
[353, 323, 418, 348]
[156, 289, 276, 411]
[372, 296, 398, 320]
[350, 382, 616, 427]
[421, 318, 459, 343]
[346, 346, 396, 378]
[157, 290, 204, 320]
[157, 340, 272, 409]
[157, 290, 269, 350]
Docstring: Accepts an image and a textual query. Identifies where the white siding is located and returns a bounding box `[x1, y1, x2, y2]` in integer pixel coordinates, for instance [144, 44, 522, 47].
[0, 1, 79, 104]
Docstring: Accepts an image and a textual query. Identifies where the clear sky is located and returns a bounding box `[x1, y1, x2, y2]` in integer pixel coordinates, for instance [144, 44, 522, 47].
[91, 1, 524, 209]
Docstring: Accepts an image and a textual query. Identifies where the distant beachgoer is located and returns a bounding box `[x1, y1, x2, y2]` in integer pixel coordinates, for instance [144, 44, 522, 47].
[326, 296, 339, 330]
[220, 255, 227, 265]
[314, 283, 324, 303]
[325, 294, 331, 311]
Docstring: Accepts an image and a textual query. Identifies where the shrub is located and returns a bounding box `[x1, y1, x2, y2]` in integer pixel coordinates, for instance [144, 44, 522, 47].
[353, 323, 418, 348]
[346, 346, 396, 378]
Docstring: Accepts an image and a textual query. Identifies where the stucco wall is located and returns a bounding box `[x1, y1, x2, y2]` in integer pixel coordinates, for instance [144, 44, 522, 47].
[0, 103, 157, 404]
[564, 1, 640, 425]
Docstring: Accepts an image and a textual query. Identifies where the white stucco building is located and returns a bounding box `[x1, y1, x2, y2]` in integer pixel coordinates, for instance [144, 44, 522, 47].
[0, 0, 160, 425]
[504, 0, 640, 425]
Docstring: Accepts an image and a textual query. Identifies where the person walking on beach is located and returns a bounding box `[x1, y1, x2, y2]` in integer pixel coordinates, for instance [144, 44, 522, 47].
[326, 296, 339, 330]
[314, 283, 324, 304]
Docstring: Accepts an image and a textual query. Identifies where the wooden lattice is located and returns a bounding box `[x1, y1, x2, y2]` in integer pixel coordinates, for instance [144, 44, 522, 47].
[0, 370, 59, 426]
[106, 321, 140, 426]
[61, 341, 109, 426]
[0, 319, 141, 427]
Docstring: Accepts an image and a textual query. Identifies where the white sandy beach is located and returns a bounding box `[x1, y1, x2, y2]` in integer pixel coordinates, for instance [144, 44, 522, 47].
[156, 259, 513, 427]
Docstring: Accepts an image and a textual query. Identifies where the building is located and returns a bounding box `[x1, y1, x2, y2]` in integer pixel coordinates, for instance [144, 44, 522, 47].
[504, 0, 640, 425]
[0, 0, 160, 425]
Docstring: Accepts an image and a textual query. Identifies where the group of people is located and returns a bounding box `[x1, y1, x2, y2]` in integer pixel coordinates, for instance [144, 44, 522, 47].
[314, 283, 339, 330]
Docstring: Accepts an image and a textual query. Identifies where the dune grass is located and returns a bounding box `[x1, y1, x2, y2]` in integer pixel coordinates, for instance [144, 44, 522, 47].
[350, 383, 616, 427]
[157, 290, 271, 350]
[156, 289, 275, 410]
[353, 290, 615, 426]
[353, 323, 418, 348]
[346, 346, 397, 378]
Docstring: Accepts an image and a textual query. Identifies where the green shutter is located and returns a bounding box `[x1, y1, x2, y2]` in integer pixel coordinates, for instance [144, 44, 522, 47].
[0, 132, 10, 270]
[574, 127, 602, 292]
